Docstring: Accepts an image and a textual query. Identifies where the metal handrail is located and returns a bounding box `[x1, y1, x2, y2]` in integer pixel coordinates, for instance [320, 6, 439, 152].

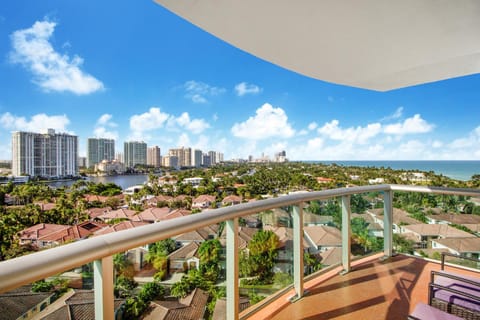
[0, 184, 478, 293]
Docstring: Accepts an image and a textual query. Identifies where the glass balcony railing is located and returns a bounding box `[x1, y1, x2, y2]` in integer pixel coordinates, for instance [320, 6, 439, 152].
[0, 184, 479, 320]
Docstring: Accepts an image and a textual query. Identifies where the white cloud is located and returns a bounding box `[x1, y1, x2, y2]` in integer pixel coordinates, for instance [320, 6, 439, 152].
[184, 80, 225, 103]
[298, 129, 308, 136]
[317, 120, 382, 144]
[234, 82, 262, 96]
[96, 114, 116, 126]
[0, 112, 70, 133]
[381, 106, 404, 121]
[9, 20, 104, 95]
[384, 114, 434, 135]
[130, 107, 170, 133]
[176, 112, 210, 134]
[231, 103, 295, 140]
[308, 122, 318, 131]
[94, 114, 118, 139]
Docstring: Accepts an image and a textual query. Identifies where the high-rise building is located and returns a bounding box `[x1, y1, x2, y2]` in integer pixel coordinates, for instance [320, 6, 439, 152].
[124, 141, 147, 168]
[193, 149, 202, 167]
[202, 153, 211, 167]
[183, 147, 192, 167]
[169, 148, 184, 167]
[12, 129, 78, 178]
[162, 155, 178, 168]
[216, 152, 224, 163]
[208, 151, 217, 165]
[147, 146, 161, 168]
[87, 138, 115, 168]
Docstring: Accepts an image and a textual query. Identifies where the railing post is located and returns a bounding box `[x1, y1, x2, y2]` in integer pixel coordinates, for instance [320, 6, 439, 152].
[292, 204, 304, 299]
[341, 195, 352, 274]
[226, 218, 239, 320]
[383, 190, 393, 258]
[93, 256, 114, 320]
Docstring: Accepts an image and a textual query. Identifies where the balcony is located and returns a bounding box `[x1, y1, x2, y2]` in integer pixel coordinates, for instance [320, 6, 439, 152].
[0, 184, 479, 319]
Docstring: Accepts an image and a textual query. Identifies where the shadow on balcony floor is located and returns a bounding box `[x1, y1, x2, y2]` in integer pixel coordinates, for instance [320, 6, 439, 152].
[246, 254, 478, 320]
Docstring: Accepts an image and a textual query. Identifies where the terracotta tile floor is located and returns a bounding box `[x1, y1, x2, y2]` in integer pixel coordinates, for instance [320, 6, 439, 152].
[243, 254, 479, 320]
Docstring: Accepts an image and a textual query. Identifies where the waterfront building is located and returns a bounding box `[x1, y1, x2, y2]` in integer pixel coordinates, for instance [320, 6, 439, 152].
[162, 155, 178, 168]
[95, 159, 125, 174]
[12, 129, 78, 178]
[184, 147, 192, 167]
[193, 149, 203, 167]
[147, 146, 161, 168]
[202, 153, 211, 167]
[216, 152, 224, 163]
[87, 138, 115, 168]
[169, 148, 185, 167]
[208, 150, 216, 165]
[124, 141, 147, 168]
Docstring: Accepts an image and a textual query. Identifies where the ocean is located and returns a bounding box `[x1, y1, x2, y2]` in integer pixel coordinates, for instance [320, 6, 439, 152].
[312, 160, 480, 181]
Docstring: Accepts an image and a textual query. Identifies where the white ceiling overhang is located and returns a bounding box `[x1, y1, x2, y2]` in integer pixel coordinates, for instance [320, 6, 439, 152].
[154, 0, 480, 91]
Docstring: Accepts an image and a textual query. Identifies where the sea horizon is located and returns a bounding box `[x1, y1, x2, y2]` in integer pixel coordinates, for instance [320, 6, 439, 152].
[302, 160, 480, 181]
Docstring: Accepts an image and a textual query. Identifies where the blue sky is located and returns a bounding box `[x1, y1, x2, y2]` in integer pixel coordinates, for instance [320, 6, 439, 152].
[1, 1, 479, 161]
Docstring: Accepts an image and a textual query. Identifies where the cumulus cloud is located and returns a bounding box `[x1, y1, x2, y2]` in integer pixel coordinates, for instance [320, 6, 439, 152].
[0, 112, 70, 133]
[175, 112, 210, 134]
[9, 19, 104, 95]
[234, 82, 262, 96]
[184, 80, 225, 103]
[129, 107, 210, 141]
[130, 107, 170, 133]
[317, 120, 382, 144]
[231, 103, 295, 140]
[94, 114, 118, 139]
[383, 114, 434, 135]
[308, 122, 318, 131]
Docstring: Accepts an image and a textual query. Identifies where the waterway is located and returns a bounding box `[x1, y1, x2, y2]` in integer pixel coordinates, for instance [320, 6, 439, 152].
[47, 174, 150, 190]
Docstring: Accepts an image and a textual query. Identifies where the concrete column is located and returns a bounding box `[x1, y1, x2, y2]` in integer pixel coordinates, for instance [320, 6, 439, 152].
[93, 256, 114, 320]
[341, 195, 352, 274]
[383, 190, 393, 257]
[292, 204, 304, 299]
[226, 218, 239, 320]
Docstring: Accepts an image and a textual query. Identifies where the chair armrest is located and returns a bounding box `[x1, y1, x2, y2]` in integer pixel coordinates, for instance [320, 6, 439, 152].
[428, 282, 480, 305]
[430, 270, 480, 288]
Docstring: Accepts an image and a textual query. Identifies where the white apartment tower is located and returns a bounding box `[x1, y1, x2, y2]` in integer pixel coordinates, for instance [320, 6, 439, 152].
[147, 146, 161, 168]
[12, 129, 78, 178]
[124, 141, 147, 168]
[208, 150, 217, 165]
[87, 138, 115, 168]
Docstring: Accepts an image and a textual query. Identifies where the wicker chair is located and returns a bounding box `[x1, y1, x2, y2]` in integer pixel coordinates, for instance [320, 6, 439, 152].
[428, 253, 480, 320]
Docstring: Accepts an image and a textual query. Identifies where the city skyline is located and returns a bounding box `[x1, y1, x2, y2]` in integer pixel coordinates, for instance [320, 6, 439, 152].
[1, 1, 480, 161]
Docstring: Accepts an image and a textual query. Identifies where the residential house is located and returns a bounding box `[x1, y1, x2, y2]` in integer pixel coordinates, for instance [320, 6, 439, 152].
[0, 286, 55, 320]
[98, 208, 140, 222]
[221, 195, 243, 206]
[426, 212, 480, 225]
[173, 225, 219, 246]
[86, 207, 112, 220]
[146, 195, 173, 207]
[137, 207, 171, 223]
[192, 195, 216, 209]
[367, 208, 419, 234]
[351, 212, 384, 237]
[143, 288, 208, 320]
[303, 212, 334, 226]
[400, 224, 476, 249]
[18, 222, 106, 248]
[212, 297, 250, 320]
[167, 242, 200, 273]
[431, 237, 480, 260]
[303, 225, 342, 254]
[40, 289, 124, 320]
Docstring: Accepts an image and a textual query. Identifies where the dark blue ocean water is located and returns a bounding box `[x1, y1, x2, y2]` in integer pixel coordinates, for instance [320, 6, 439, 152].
[311, 160, 480, 181]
